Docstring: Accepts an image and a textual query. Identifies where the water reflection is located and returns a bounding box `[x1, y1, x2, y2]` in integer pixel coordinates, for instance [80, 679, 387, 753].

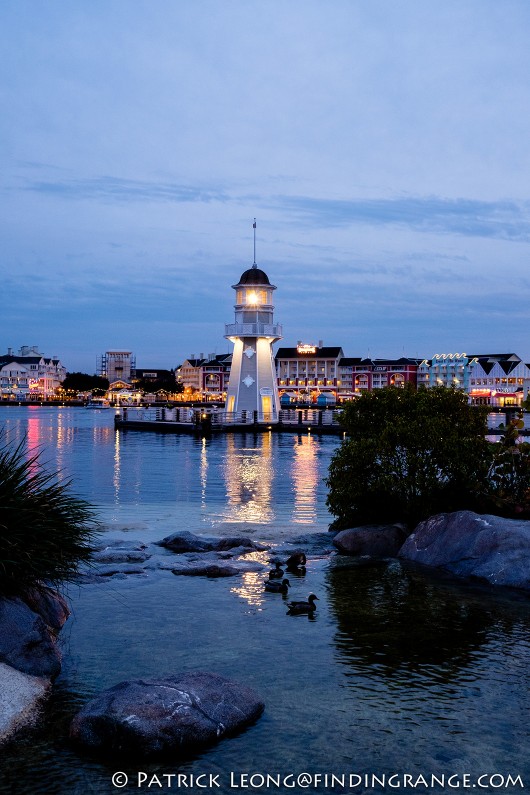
[326, 560, 522, 680]
[200, 437, 208, 509]
[230, 570, 266, 609]
[0, 408, 338, 539]
[113, 429, 121, 504]
[292, 434, 318, 523]
[223, 433, 274, 523]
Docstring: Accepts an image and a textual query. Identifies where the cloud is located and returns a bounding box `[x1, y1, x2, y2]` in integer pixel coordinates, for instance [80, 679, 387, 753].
[22, 171, 530, 244]
[271, 194, 530, 242]
[25, 175, 229, 204]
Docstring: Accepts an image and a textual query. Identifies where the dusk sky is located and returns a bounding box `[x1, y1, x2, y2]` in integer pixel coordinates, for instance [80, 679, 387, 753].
[2, 1, 530, 373]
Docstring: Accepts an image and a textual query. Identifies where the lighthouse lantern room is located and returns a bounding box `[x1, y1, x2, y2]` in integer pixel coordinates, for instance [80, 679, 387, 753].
[224, 226, 282, 420]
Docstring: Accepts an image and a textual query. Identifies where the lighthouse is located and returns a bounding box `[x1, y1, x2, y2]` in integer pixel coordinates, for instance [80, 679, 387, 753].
[224, 225, 282, 421]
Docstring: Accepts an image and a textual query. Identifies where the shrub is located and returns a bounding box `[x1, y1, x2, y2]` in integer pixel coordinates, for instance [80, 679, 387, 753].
[0, 432, 97, 596]
[326, 385, 491, 529]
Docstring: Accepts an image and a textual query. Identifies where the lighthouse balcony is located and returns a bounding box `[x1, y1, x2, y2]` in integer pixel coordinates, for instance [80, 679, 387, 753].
[224, 322, 282, 339]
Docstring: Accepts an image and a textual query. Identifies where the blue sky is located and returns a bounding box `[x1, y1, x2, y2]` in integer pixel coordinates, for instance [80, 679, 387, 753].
[1, 1, 530, 372]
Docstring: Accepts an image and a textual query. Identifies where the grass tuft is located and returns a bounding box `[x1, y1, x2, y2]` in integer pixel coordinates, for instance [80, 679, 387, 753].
[0, 432, 98, 596]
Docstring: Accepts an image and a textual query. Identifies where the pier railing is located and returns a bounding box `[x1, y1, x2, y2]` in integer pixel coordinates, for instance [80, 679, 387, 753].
[117, 406, 344, 429]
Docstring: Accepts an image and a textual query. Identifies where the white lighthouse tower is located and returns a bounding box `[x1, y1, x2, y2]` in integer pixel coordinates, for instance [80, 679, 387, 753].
[224, 224, 282, 421]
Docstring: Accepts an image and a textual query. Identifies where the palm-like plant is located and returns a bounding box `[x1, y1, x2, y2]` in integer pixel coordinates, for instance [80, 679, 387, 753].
[0, 433, 97, 596]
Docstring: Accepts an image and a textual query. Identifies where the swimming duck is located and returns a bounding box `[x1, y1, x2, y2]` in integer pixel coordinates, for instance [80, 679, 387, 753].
[268, 562, 285, 579]
[264, 578, 291, 593]
[287, 593, 319, 614]
[286, 551, 307, 571]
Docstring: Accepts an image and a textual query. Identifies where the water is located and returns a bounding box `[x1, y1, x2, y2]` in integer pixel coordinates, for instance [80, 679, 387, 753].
[1, 407, 530, 794]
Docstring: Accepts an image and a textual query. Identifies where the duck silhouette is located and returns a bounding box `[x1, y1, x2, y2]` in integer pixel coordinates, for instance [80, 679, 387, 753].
[264, 578, 291, 593]
[268, 562, 285, 579]
[287, 593, 319, 614]
[285, 551, 307, 572]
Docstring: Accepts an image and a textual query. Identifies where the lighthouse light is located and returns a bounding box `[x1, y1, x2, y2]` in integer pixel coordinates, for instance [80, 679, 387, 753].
[247, 291, 259, 305]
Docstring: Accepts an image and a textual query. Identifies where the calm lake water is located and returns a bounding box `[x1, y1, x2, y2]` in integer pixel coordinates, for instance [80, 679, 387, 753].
[1, 407, 530, 795]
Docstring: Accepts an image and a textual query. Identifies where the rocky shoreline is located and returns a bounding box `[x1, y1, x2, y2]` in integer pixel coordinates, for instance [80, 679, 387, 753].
[0, 587, 69, 743]
[3, 512, 530, 755]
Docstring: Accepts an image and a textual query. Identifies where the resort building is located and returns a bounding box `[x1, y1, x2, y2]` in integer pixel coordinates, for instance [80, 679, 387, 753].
[337, 357, 419, 396]
[97, 350, 136, 383]
[275, 346, 420, 402]
[0, 346, 67, 400]
[176, 354, 232, 401]
[418, 353, 530, 406]
[275, 344, 344, 401]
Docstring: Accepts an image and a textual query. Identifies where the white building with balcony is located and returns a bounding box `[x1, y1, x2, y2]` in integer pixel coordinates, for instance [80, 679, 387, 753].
[417, 352, 530, 406]
[224, 262, 282, 420]
[0, 346, 67, 399]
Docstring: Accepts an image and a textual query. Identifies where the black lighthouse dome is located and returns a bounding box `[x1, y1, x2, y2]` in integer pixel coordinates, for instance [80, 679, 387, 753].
[236, 264, 271, 286]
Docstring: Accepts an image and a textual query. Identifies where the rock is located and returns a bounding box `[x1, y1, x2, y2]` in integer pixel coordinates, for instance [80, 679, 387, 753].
[399, 511, 530, 590]
[21, 587, 70, 633]
[86, 563, 148, 578]
[334, 524, 408, 558]
[171, 564, 240, 578]
[70, 672, 264, 757]
[0, 598, 62, 678]
[91, 549, 151, 564]
[0, 662, 50, 744]
[157, 531, 267, 554]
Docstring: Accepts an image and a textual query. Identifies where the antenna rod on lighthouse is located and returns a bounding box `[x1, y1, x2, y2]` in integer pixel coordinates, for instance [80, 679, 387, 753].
[253, 218, 257, 267]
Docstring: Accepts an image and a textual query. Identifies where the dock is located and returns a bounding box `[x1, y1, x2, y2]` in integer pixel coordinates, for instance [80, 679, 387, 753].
[114, 406, 346, 435]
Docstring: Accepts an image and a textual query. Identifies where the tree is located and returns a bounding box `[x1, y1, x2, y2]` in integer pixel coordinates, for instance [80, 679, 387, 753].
[0, 433, 97, 595]
[326, 385, 491, 529]
[62, 372, 109, 392]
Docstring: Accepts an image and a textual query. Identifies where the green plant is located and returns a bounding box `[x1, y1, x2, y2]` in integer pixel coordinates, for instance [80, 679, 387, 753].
[0, 433, 97, 595]
[326, 385, 491, 529]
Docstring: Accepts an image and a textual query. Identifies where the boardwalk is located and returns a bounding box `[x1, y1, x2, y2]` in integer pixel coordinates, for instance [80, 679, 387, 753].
[114, 406, 346, 435]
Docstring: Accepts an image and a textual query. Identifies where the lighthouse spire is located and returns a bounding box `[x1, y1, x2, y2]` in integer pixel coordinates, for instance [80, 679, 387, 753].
[252, 218, 257, 268]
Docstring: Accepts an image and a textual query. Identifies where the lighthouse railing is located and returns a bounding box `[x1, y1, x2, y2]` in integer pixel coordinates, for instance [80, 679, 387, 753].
[224, 322, 282, 337]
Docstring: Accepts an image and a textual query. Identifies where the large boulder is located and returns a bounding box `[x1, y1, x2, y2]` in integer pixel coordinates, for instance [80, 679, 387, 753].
[399, 511, 530, 590]
[334, 524, 408, 558]
[0, 662, 50, 744]
[21, 587, 70, 634]
[157, 531, 266, 554]
[70, 672, 264, 757]
[0, 597, 62, 678]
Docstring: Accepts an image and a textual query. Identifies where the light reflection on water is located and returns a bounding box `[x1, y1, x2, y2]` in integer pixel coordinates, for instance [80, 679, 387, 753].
[2, 407, 530, 794]
[0, 408, 336, 541]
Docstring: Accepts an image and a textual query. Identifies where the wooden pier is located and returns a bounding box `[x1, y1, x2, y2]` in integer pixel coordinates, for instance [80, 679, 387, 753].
[114, 406, 346, 436]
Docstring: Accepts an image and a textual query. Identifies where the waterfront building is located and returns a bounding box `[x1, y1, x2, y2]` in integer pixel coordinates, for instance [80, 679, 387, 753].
[337, 357, 419, 396]
[276, 344, 343, 402]
[176, 354, 232, 401]
[0, 346, 67, 400]
[275, 347, 419, 402]
[418, 352, 530, 406]
[97, 350, 136, 383]
[224, 256, 282, 419]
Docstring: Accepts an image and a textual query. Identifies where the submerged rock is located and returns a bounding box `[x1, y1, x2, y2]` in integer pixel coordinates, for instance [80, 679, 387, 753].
[334, 524, 408, 558]
[70, 672, 264, 757]
[0, 597, 62, 678]
[157, 531, 267, 554]
[399, 511, 530, 590]
[171, 563, 240, 578]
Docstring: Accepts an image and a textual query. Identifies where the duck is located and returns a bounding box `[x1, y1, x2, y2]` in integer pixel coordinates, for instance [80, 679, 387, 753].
[287, 593, 319, 614]
[285, 551, 307, 571]
[268, 561, 285, 579]
[264, 578, 291, 593]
